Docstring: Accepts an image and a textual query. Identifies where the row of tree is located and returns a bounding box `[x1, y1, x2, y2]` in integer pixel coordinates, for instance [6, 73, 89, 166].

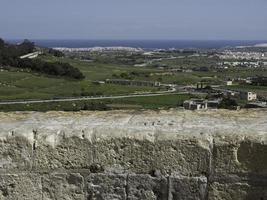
[0, 38, 84, 80]
[18, 58, 85, 79]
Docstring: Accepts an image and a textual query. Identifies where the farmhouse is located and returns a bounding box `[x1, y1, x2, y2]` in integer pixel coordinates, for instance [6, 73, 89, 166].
[183, 99, 221, 110]
[240, 91, 257, 101]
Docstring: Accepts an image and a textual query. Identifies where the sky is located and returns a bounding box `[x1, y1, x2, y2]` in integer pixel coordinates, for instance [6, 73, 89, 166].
[1, 0, 267, 40]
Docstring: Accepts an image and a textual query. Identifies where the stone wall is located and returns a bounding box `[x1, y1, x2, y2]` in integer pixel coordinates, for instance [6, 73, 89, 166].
[0, 110, 266, 200]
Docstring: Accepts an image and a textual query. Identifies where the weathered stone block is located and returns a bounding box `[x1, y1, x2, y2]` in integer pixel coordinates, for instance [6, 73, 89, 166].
[212, 137, 241, 176]
[42, 173, 85, 200]
[34, 136, 93, 170]
[169, 175, 207, 200]
[86, 173, 127, 200]
[212, 136, 267, 177]
[0, 173, 42, 200]
[127, 174, 168, 200]
[93, 137, 211, 176]
[208, 181, 267, 200]
[0, 136, 33, 170]
[93, 138, 156, 174]
[154, 139, 211, 176]
[237, 140, 267, 174]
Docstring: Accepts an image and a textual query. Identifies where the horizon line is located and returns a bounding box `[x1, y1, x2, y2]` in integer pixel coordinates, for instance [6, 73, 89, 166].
[4, 38, 267, 42]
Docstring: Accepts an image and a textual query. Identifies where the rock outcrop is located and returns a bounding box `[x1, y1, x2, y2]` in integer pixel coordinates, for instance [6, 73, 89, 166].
[0, 109, 266, 199]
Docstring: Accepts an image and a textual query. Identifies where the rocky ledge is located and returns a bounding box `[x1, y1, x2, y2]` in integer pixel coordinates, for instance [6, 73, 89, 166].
[0, 109, 267, 200]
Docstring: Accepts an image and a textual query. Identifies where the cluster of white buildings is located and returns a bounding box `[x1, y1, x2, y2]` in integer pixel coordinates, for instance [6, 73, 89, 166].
[183, 91, 258, 111]
[218, 61, 264, 68]
[53, 47, 143, 53]
[219, 51, 267, 60]
[219, 89, 257, 102]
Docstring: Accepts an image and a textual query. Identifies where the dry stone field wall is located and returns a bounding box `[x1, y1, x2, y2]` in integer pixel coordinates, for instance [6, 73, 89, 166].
[0, 110, 267, 200]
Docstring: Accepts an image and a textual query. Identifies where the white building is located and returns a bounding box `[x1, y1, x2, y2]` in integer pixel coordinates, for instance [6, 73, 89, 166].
[20, 51, 42, 59]
[183, 99, 221, 110]
[183, 99, 207, 110]
[240, 92, 257, 101]
[226, 81, 233, 86]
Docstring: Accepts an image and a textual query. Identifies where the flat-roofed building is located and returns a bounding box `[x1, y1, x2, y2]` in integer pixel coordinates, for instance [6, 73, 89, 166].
[240, 91, 257, 101]
[183, 99, 221, 110]
[226, 81, 233, 86]
[183, 99, 208, 110]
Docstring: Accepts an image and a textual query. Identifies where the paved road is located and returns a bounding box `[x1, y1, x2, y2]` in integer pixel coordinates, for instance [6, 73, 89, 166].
[0, 91, 188, 105]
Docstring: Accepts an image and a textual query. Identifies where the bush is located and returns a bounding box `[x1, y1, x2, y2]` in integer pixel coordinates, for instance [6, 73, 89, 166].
[48, 49, 64, 57]
[218, 97, 238, 109]
[82, 102, 109, 111]
[18, 59, 85, 79]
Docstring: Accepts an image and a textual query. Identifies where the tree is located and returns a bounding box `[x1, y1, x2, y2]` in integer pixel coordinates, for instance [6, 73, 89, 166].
[48, 49, 64, 57]
[218, 97, 238, 109]
[18, 39, 35, 55]
[0, 38, 4, 48]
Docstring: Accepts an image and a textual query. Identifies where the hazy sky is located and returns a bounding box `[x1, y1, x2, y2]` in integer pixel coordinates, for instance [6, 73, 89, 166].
[1, 0, 267, 40]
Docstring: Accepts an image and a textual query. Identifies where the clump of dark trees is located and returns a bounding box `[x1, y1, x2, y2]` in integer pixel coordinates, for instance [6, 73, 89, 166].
[47, 48, 65, 57]
[17, 58, 84, 79]
[112, 71, 150, 80]
[63, 102, 110, 112]
[218, 97, 238, 110]
[0, 38, 84, 80]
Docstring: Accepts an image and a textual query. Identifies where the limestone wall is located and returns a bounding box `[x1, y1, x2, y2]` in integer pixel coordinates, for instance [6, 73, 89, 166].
[0, 110, 266, 200]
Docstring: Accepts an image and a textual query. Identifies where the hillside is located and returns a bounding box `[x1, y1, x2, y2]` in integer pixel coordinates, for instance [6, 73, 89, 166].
[0, 38, 84, 79]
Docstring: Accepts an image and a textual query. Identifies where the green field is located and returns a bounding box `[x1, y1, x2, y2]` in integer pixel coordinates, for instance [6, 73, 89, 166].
[0, 63, 158, 101]
[2, 54, 266, 99]
[41, 55, 160, 81]
[1, 51, 267, 111]
[0, 94, 194, 112]
[0, 54, 220, 101]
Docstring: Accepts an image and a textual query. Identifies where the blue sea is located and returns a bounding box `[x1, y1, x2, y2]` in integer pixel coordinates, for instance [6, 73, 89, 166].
[8, 39, 267, 49]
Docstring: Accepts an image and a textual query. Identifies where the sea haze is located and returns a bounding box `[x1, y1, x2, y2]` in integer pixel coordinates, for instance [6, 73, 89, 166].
[8, 39, 267, 49]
